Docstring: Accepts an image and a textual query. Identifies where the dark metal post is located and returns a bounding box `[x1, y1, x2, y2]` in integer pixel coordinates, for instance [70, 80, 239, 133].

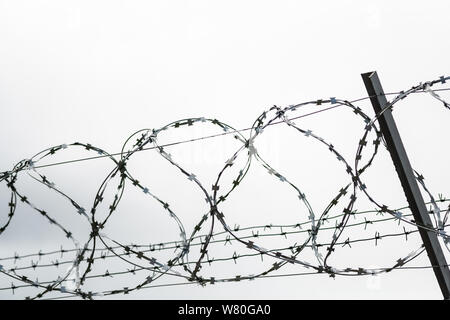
[361, 71, 450, 299]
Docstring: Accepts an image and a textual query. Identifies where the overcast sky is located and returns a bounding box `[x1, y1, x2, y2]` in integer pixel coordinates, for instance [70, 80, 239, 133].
[0, 0, 449, 299]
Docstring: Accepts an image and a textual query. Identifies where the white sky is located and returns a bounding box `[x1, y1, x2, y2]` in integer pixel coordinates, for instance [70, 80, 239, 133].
[0, 0, 449, 299]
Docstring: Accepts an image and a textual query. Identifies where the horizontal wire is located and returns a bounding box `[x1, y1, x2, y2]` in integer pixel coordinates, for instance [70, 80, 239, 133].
[40, 262, 450, 301]
[0, 92, 419, 172]
[2, 202, 447, 267]
[15, 88, 450, 172]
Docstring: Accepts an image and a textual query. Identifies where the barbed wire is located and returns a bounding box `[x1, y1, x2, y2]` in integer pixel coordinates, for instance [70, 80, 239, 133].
[0, 76, 449, 299]
[1, 203, 448, 271]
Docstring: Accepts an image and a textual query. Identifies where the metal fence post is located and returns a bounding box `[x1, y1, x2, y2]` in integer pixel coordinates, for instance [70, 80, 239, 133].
[361, 71, 450, 299]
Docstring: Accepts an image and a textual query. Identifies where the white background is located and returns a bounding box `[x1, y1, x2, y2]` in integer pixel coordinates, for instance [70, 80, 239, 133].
[0, 0, 449, 299]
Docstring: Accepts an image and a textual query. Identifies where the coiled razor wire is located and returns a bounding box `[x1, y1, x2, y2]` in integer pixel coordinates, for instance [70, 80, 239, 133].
[0, 76, 449, 300]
